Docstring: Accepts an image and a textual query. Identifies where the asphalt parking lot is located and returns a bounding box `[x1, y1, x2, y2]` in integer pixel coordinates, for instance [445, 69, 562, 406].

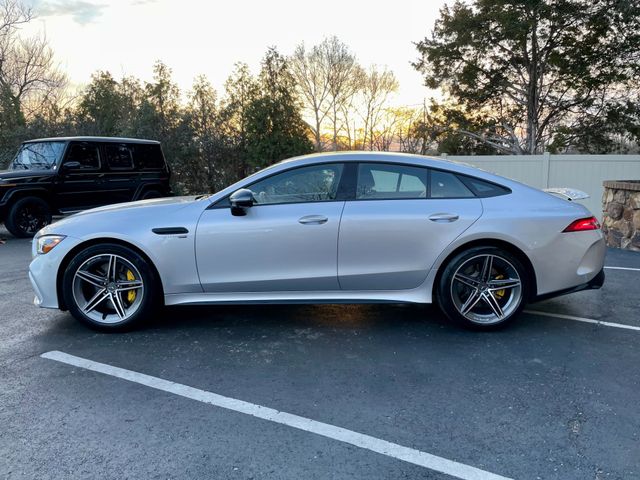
[1, 225, 639, 480]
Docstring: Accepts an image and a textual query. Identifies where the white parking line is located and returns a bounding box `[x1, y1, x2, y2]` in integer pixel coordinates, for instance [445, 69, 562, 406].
[604, 266, 640, 272]
[41, 350, 512, 480]
[525, 310, 640, 332]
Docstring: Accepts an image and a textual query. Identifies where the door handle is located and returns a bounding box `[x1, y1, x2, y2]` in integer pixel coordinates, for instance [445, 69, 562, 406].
[429, 213, 459, 223]
[299, 215, 328, 225]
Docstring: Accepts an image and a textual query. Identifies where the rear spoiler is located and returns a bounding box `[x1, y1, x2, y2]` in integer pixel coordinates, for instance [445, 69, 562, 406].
[543, 188, 590, 201]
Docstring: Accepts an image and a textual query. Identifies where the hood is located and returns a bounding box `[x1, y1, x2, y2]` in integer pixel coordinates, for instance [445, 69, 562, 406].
[70, 195, 200, 217]
[38, 195, 205, 238]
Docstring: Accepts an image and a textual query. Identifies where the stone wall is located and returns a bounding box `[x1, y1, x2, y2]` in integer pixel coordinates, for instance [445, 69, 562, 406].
[602, 180, 640, 251]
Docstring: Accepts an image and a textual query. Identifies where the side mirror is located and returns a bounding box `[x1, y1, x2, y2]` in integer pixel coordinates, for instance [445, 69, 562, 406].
[229, 188, 254, 216]
[62, 161, 82, 171]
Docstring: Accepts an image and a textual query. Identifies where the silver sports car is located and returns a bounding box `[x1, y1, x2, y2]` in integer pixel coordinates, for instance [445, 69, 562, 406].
[29, 152, 605, 331]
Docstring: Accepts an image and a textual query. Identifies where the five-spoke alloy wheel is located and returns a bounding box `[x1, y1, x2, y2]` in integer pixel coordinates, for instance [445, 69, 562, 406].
[62, 244, 159, 331]
[437, 246, 529, 329]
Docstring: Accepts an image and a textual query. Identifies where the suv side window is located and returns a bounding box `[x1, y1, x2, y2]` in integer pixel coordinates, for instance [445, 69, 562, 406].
[105, 143, 134, 170]
[430, 170, 475, 198]
[248, 163, 344, 205]
[64, 142, 100, 170]
[356, 163, 427, 199]
[133, 144, 164, 170]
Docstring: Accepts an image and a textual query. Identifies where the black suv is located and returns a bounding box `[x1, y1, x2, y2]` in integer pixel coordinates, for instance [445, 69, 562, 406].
[0, 137, 171, 238]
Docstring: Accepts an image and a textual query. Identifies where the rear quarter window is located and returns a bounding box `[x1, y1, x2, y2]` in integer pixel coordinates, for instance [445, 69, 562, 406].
[458, 175, 511, 198]
[430, 170, 475, 198]
[132, 144, 165, 170]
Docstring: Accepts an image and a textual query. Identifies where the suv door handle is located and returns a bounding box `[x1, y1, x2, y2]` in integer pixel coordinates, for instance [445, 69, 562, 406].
[299, 215, 328, 225]
[429, 213, 459, 223]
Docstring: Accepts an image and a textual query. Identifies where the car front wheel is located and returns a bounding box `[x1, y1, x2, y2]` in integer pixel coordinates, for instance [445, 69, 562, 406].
[62, 243, 159, 332]
[436, 246, 529, 330]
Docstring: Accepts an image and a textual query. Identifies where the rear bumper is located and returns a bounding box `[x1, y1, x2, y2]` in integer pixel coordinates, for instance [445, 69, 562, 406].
[532, 268, 605, 303]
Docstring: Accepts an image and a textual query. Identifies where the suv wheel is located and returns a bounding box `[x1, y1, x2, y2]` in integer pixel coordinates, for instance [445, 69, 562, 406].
[62, 243, 159, 332]
[436, 246, 529, 330]
[5, 197, 52, 238]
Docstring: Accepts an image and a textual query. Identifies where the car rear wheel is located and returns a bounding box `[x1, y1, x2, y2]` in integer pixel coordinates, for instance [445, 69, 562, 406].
[436, 246, 529, 330]
[62, 243, 159, 332]
[5, 196, 52, 238]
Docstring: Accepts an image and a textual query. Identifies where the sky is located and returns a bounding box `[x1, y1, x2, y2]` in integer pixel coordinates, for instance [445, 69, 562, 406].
[24, 0, 448, 106]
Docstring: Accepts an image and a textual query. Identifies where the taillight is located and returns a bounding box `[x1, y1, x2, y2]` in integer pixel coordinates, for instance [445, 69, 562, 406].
[563, 216, 600, 232]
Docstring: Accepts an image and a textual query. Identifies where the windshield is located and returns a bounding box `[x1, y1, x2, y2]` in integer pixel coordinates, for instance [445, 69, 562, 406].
[10, 141, 66, 171]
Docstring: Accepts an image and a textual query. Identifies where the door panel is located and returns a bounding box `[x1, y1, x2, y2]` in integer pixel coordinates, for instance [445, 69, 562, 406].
[56, 142, 109, 210]
[196, 202, 345, 292]
[338, 198, 482, 290]
[103, 143, 139, 203]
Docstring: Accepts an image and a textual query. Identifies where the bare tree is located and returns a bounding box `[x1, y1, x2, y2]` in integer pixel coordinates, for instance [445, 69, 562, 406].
[290, 37, 364, 151]
[290, 42, 331, 151]
[359, 66, 398, 150]
[0, 0, 65, 167]
[4, 35, 66, 115]
[323, 37, 361, 151]
[0, 0, 31, 37]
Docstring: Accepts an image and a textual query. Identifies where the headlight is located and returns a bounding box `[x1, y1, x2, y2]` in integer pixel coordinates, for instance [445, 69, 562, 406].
[36, 235, 66, 254]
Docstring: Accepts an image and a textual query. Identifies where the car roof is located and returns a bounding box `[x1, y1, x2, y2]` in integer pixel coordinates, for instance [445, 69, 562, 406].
[23, 136, 160, 145]
[211, 150, 530, 203]
[272, 151, 483, 175]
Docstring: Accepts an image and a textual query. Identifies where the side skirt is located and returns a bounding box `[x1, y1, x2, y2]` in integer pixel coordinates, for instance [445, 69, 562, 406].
[164, 288, 432, 307]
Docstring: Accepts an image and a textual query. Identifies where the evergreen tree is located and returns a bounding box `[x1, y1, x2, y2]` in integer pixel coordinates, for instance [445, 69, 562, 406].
[414, 0, 640, 154]
[245, 48, 313, 170]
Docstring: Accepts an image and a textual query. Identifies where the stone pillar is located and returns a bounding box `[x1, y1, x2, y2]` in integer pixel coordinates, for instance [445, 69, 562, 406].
[602, 180, 640, 251]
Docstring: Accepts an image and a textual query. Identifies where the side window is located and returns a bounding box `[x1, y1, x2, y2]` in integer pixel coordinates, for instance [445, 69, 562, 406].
[64, 142, 100, 170]
[133, 144, 164, 170]
[460, 175, 511, 197]
[248, 163, 344, 205]
[356, 163, 427, 199]
[105, 144, 133, 170]
[430, 170, 475, 198]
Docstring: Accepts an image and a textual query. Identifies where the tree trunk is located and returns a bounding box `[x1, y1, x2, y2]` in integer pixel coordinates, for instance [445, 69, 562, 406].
[526, 17, 539, 155]
[313, 105, 322, 151]
[332, 104, 338, 151]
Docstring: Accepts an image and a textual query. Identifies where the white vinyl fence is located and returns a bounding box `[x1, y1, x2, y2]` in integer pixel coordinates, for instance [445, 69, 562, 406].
[442, 153, 640, 219]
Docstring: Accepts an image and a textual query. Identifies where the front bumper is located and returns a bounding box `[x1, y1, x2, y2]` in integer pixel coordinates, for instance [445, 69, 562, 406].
[29, 234, 82, 310]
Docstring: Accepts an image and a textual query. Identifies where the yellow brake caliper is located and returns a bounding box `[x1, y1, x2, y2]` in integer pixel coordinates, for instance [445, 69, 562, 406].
[494, 274, 506, 299]
[126, 270, 136, 303]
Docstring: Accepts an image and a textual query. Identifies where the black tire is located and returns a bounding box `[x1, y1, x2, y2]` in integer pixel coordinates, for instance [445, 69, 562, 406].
[436, 246, 529, 330]
[4, 196, 52, 238]
[62, 243, 160, 332]
[141, 189, 163, 200]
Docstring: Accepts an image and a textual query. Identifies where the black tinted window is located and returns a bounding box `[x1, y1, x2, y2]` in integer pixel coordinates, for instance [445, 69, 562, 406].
[430, 170, 474, 198]
[132, 144, 164, 170]
[461, 176, 511, 197]
[357, 163, 427, 199]
[105, 144, 133, 169]
[65, 143, 100, 170]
